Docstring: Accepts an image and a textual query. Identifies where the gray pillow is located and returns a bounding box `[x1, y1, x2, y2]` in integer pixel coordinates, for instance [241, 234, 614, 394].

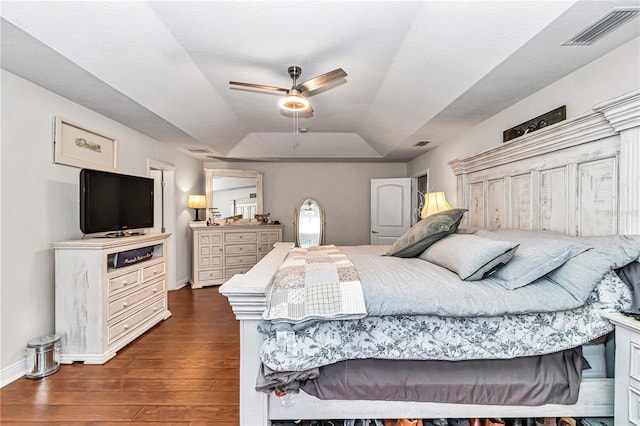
[547, 235, 640, 300]
[386, 209, 467, 258]
[419, 234, 519, 280]
[475, 230, 591, 290]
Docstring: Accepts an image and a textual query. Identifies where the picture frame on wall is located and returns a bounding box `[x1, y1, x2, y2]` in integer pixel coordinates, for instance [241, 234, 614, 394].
[53, 117, 119, 172]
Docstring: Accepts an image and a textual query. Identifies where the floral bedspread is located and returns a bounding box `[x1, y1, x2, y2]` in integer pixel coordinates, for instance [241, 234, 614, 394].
[259, 271, 631, 372]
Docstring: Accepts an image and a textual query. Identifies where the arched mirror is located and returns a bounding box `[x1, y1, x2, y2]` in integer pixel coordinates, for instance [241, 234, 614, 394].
[294, 197, 325, 248]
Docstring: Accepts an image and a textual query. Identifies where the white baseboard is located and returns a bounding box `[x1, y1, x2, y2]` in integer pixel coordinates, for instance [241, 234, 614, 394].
[1, 280, 190, 387]
[174, 277, 190, 290]
[1, 358, 25, 388]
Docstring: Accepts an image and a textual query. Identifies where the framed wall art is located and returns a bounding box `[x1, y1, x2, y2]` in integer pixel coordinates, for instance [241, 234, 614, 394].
[53, 117, 119, 172]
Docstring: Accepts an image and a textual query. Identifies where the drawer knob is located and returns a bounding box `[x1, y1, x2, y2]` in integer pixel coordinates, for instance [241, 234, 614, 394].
[123, 325, 129, 330]
[153, 307, 158, 312]
[153, 288, 157, 293]
[153, 269, 158, 274]
[123, 302, 128, 308]
[122, 280, 128, 286]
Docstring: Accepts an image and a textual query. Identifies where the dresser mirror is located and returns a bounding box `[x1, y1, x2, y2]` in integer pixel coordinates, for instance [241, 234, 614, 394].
[294, 197, 325, 248]
[204, 169, 264, 221]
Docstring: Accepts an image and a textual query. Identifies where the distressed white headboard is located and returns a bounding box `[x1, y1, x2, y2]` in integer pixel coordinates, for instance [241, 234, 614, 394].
[449, 90, 640, 237]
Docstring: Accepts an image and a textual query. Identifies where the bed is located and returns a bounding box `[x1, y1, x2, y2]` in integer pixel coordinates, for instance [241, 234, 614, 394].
[219, 89, 640, 425]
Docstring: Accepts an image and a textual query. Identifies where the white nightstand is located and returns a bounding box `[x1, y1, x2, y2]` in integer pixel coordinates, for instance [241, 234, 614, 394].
[603, 311, 640, 425]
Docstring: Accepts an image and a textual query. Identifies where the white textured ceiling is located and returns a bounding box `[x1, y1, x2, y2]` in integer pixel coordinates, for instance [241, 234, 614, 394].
[2, 1, 639, 162]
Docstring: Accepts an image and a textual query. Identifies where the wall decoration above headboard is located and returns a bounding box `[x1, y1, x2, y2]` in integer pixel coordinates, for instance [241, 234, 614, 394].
[503, 105, 566, 142]
[450, 89, 640, 236]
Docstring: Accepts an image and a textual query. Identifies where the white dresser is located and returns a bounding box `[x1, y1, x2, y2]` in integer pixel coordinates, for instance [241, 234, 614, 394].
[603, 312, 640, 425]
[52, 233, 172, 364]
[190, 223, 283, 288]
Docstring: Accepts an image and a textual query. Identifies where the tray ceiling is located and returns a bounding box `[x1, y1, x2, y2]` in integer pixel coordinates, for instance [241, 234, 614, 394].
[2, 1, 639, 161]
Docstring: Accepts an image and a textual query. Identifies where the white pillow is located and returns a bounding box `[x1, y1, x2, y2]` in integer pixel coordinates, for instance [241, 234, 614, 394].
[419, 234, 519, 281]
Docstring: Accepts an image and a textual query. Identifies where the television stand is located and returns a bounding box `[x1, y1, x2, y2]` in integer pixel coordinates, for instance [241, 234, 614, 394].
[52, 233, 172, 364]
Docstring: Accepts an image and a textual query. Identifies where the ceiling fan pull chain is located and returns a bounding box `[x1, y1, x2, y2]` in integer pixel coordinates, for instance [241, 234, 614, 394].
[293, 110, 300, 149]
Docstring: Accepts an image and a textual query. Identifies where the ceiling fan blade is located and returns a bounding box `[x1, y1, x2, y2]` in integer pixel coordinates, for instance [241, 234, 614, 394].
[298, 68, 347, 92]
[229, 81, 288, 93]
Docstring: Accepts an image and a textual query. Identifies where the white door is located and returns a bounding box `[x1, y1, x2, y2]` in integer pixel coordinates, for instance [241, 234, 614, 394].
[371, 178, 411, 244]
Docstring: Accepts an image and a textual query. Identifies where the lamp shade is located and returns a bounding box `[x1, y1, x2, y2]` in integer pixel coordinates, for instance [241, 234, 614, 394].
[187, 195, 206, 209]
[421, 192, 452, 219]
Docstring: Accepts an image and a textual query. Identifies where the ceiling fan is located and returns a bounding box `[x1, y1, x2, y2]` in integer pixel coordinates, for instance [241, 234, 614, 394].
[229, 66, 347, 112]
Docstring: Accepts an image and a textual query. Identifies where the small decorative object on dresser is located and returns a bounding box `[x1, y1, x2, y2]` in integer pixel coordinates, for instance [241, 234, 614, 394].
[52, 233, 172, 364]
[190, 223, 283, 288]
[255, 213, 270, 224]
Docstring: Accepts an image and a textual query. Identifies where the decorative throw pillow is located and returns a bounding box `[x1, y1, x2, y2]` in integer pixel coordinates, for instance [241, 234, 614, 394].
[419, 234, 519, 280]
[385, 209, 467, 258]
[474, 230, 591, 290]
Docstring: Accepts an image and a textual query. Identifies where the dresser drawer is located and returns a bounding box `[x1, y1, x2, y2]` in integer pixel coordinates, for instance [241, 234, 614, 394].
[630, 386, 640, 425]
[199, 234, 222, 246]
[632, 342, 640, 384]
[108, 277, 165, 321]
[108, 270, 140, 297]
[198, 269, 224, 281]
[107, 297, 166, 345]
[226, 266, 252, 277]
[225, 254, 256, 267]
[226, 243, 257, 255]
[260, 231, 280, 243]
[199, 255, 222, 268]
[259, 243, 271, 253]
[259, 232, 270, 243]
[225, 232, 257, 243]
[200, 245, 221, 256]
[142, 261, 165, 282]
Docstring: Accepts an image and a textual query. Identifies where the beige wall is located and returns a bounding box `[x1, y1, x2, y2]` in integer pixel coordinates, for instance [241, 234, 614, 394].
[408, 36, 640, 205]
[203, 161, 407, 245]
[0, 71, 203, 378]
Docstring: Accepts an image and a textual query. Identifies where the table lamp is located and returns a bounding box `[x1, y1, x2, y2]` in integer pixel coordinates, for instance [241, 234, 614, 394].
[188, 195, 206, 221]
[421, 192, 452, 219]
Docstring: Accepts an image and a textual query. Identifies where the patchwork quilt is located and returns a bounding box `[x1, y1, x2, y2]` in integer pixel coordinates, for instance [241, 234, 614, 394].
[263, 245, 367, 323]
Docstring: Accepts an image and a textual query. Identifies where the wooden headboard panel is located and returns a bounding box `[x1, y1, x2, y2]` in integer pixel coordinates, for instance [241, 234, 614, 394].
[449, 90, 640, 237]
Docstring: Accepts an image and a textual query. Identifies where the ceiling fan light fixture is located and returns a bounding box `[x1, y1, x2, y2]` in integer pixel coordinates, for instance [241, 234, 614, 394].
[279, 89, 310, 111]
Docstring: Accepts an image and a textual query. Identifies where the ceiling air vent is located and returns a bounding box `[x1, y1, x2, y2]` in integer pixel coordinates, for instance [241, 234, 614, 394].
[414, 141, 430, 147]
[185, 147, 213, 154]
[563, 7, 640, 46]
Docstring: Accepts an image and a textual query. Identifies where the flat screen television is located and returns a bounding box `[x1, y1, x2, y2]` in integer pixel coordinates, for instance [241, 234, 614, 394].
[80, 168, 154, 235]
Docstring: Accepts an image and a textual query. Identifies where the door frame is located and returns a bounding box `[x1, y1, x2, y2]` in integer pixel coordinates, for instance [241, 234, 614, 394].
[147, 159, 178, 290]
[411, 168, 430, 225]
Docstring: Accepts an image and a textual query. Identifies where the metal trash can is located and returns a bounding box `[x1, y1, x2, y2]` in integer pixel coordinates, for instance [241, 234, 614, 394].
[25, 334, 61, 379]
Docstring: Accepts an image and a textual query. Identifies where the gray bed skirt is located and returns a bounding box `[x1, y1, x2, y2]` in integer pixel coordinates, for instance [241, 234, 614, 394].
[296, 348, 587, 406]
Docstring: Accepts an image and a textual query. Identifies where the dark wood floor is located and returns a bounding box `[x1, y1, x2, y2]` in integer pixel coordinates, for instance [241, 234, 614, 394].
[1, 286, 240, 425]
